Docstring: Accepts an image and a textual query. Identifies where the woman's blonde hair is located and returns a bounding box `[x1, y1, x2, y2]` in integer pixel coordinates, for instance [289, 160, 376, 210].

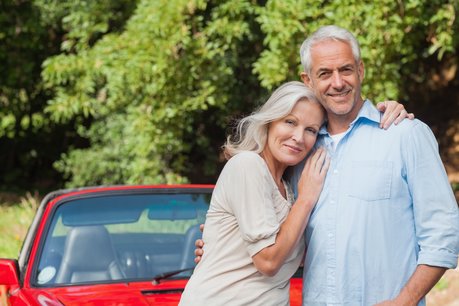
[223, 81, 322, 159]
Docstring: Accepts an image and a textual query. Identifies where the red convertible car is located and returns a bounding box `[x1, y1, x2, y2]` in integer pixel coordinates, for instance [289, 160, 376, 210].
[0, 185, 303, 305]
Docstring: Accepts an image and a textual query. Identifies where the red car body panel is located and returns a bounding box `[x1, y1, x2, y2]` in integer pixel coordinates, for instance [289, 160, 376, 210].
[0, 185, 303, 305]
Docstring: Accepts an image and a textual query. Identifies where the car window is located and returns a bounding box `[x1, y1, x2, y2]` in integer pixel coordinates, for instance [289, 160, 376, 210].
[35, 192, 210, 286]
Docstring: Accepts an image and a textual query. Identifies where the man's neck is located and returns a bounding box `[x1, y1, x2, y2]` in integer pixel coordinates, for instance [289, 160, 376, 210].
[326, 98, 365, 135]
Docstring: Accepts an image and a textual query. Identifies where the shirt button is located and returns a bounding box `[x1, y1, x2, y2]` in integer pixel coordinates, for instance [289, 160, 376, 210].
[333, 169, 338, 174]
[328, 233, 333, 238]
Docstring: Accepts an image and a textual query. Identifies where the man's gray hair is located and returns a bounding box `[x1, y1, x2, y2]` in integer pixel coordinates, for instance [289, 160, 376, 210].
[300, 25, 361, 74]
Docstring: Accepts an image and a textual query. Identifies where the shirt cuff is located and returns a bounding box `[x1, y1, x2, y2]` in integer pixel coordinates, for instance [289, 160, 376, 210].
[418, 250, 459, 269]
[246, 234, 277, 257]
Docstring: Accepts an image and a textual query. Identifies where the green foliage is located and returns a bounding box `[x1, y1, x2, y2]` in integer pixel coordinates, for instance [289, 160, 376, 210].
[0, 0, 70, 188]
[3, 0, 456, 187]
[42, 0, 263, 186]
[254, 0, 459, 100]
[0, 193, 38, 258]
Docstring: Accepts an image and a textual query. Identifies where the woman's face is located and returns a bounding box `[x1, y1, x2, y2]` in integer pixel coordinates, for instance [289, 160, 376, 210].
[264, 99, 325, 169]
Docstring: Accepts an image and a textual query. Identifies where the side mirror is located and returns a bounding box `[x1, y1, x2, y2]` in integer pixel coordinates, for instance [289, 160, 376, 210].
[0, 259, 20, 286]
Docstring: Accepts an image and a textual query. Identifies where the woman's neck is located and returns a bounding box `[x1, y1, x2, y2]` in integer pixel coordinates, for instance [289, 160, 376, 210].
[260, 151, 287, 186]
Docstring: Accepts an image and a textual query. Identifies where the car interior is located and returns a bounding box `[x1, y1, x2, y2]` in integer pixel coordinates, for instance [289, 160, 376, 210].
[35, 192, 210, 286]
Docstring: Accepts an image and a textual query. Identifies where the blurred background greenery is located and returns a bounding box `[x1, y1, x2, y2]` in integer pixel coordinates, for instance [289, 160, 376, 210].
[0, 192, 38, 258]
[1, 0, 458, 191]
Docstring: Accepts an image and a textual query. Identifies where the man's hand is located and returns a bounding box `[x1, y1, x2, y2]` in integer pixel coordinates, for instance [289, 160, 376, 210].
[194, 224, 205, 264]
[377, 100, 415, 130]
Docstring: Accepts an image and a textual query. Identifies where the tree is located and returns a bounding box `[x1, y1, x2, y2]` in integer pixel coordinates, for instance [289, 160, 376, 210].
[0, 0, 68, 190]
[36, 0, 459, 187]
[40, 0, 265, 186]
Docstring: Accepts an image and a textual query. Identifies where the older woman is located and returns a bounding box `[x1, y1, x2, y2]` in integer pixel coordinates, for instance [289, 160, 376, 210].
[180, 81, 328, 305]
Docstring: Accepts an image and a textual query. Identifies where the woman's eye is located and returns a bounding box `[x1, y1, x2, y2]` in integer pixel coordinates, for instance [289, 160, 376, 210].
[305, 128, 317, 135]
[285, 119, 295, 125]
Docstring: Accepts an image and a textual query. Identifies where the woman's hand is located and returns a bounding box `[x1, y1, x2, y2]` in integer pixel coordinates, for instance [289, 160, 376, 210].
[297, 148, 330, 206]
[377, 101, 415, 130]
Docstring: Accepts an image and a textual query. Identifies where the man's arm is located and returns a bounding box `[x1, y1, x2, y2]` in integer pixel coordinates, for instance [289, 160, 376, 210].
[376, 122, 459, 305]
[375, 264, 446, 306]
[376, 100, 414, 129]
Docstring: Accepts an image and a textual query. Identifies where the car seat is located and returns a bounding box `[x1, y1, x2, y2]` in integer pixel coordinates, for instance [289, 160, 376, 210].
[55, 225, 124, 284]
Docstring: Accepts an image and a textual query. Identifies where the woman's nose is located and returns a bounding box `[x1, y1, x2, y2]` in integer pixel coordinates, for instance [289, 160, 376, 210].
[291, 128, 303, 143]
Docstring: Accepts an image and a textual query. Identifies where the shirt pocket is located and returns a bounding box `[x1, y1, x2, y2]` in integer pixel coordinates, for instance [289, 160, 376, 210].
[347, 160, 393, 201]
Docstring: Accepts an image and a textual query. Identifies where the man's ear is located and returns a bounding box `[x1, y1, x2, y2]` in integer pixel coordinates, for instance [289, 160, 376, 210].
[300, 72, 312, 87]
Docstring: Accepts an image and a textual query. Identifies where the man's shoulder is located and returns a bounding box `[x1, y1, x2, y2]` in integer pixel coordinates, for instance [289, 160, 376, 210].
[352, 117, 435, 150]
[359, 100, 430, 135]
[384, 118, 430, 135]
[369, 118, 438, 150]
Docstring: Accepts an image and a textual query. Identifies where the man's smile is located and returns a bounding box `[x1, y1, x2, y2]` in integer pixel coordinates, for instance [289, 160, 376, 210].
[327, 89, 351, 97]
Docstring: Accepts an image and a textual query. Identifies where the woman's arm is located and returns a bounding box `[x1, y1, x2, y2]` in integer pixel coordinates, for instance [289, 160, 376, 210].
[252, 148, 329, 276]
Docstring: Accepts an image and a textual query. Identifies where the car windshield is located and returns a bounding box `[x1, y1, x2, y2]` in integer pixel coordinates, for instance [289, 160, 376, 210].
[35, 191, 210, 286]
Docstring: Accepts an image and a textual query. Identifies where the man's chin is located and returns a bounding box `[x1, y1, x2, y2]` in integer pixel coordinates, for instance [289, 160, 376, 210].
[326, 103, 353, 116]
[327, 94, 353, 104]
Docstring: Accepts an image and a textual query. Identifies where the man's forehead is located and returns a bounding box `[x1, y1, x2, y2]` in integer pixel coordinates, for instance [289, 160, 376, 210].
[309, 40, 356, 70]
[311, 38, 351, 51]
[314, 61, 356, 71]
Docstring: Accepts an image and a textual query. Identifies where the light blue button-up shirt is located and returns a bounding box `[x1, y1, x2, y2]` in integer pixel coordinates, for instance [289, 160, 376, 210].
[291, 100, 459, 306]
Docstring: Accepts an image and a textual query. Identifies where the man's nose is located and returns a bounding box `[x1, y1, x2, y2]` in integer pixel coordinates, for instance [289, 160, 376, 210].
[331, 71, 344, 88]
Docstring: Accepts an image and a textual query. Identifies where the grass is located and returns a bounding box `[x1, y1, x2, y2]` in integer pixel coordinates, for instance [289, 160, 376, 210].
[0, 192, 39, 258]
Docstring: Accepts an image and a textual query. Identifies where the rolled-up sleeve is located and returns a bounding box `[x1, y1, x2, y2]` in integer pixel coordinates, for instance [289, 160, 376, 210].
[223, 152, 280, 257]
[404, 121, 459, 268]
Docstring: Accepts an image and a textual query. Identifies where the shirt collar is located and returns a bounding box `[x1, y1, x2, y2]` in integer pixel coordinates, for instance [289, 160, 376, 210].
[319, 99, 380, 135]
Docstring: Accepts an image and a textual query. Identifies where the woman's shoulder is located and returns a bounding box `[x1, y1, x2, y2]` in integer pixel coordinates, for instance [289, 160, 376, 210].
[227, 151, 264, 167]
[220, 151, 267, 178]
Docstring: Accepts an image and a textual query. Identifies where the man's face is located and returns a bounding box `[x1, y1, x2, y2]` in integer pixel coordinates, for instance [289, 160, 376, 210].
[301, 39, 364, 120]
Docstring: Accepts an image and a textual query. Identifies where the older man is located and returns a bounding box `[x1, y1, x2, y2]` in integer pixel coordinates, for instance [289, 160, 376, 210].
[294, 25, 459, 305]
